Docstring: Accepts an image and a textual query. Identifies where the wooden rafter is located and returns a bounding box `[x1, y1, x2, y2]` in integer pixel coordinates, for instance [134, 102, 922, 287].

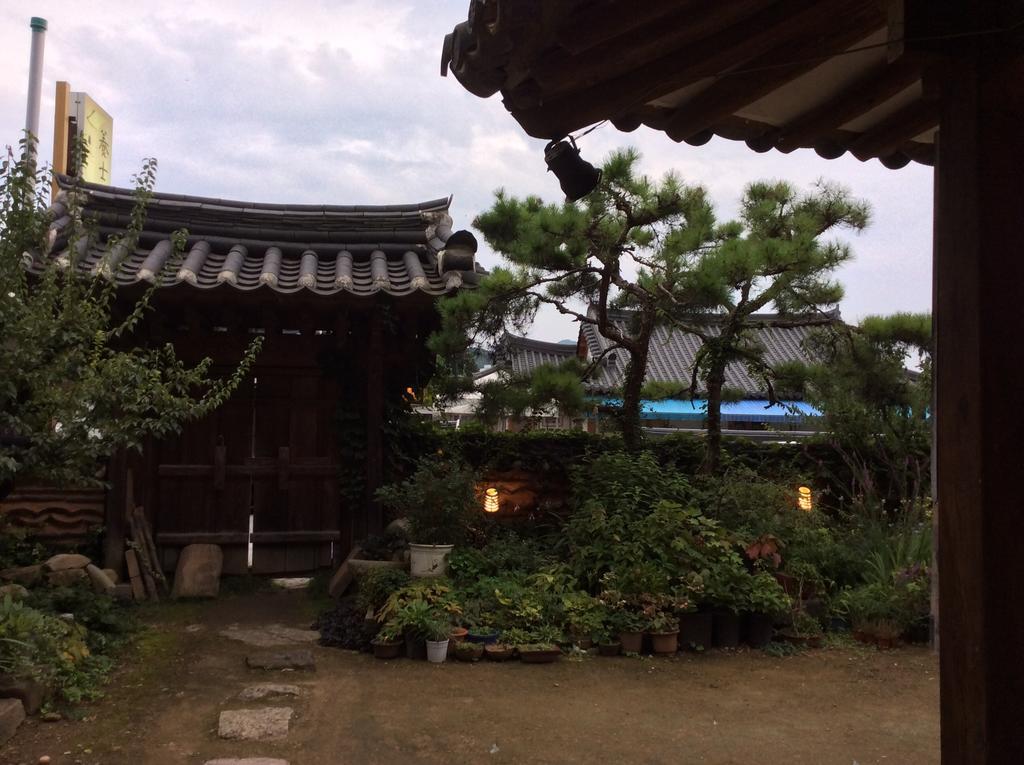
[508, 0, 883, 138]
[775, 56, 925, 150]
[849, 98, 940, 160]
[663, 3, 885, 142]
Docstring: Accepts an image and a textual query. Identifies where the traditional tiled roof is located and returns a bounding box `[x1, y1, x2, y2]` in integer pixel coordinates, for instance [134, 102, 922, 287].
[499, 334, 579, 376]
[39, 176, 480, 297]
[580, 307, 833, 397]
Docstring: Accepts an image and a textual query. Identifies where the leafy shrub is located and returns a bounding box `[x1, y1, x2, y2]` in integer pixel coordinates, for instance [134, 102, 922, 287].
[376, 458, 478, 545]
[316, 597, 377, 651]
[746, 573, 792, 617]
[355, 568, 410, 615]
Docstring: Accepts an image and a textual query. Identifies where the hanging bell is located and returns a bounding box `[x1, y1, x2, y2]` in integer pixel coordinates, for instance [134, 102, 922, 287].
[544, 138, 601, 202]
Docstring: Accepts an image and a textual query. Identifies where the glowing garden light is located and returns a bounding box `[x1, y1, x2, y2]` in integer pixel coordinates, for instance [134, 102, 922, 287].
[483, 487, 500, 513]
[797, 486, 813, 512]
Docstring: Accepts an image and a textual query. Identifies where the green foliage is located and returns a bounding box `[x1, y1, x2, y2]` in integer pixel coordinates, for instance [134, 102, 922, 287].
[355, 568, 411, 615]
[375, 458, 478, 545]
[388, 599, 450, 641]
[432, 148, 717, 449]
[0, 581, 135, 706]
[746, 573, 792, 616]
[0, 139, 259, 487]
[801, 315, 932, 511]
[0, 517, 45, 569]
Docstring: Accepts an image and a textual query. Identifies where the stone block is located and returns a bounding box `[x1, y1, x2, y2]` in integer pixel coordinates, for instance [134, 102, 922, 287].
[85, 564, 116, 595]
[171, 544, 223, 599]
[44, 553, 91, 572]
[238, 683, 301, 701]
[101, 568, 120, 584]
[47, 568, 87, 587]
[0, 698, 25, 744]
[245, 649, 315, 671]
[217, 707, 293, 740]
[0, 565, 43, 586]
[0, 675, 47, 715]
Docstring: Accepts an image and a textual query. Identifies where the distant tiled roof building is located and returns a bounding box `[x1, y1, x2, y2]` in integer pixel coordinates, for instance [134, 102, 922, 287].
[579, 307, 833, 397]
[497, 307, 833, 399]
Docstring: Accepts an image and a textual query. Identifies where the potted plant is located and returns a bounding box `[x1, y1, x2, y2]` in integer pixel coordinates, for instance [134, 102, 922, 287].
[779, 610, 825, 649]
[424, 619, 451, 664]
[484, 642, 515, 661]
[594, 627, 621, 657]
[646, 612, 680, 655]
[376, 459, 478, 578]
[392, 600, 445, 660]
[745, 572, 792, 648]
[561, 592, 604, 649]
[703, 566, 750, 649]
[454, 641, 485, 662]
[371, 621, 404, 660]
[517, 643, 561, 664]
[466, 625, 501, 645]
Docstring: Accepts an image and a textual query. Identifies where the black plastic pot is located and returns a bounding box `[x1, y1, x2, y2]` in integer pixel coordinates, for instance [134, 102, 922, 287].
[405, 632, 427, 660]
[744, 612, 774, 648]
[712, 610, 742, 648]
[679, 611, 713, 651]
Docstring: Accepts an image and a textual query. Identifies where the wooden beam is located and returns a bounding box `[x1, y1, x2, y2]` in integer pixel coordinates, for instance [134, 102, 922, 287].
[509, 0, 882, 138]
[849, 98, 940, 161]
[927, 10, 1024, 762]
[364, 308, 385, 538]
[533, 0, 770, 95]
[776, 56, 924, 150]
[664, 4, 884, 142]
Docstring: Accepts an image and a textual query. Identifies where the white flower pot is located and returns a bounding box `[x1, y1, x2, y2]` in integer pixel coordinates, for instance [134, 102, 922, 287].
[409, 543, 454, 578]
[426, 638, 450, 664]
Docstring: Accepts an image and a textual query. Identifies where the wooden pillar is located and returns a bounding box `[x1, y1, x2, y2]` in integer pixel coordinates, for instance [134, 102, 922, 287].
[928, 15, 1024, 763]
[364, 308, 385, 538]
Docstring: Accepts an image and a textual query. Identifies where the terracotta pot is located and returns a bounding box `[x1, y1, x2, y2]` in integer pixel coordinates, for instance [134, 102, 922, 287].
[519, 646, 561, 664]
[712, 610, 742, 648]
[449, 627, 468, 643]
[597, 642, 622, 657]
[618, 630, 644, 653]
[648, 631, 679, 655]
[372, 639, 403, 659]
[679, 611, 713, 650]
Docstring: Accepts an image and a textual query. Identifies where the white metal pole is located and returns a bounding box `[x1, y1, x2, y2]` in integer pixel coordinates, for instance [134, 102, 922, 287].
[24, 17, 48, 162]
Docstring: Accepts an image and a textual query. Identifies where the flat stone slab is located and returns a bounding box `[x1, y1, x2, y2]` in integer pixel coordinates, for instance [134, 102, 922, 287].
[217, 707, 293, 740]
[205, 760, 290, 765]
[238, 683, 301, 701]
[245, 649, 315, 671]
[221, 624, 320, 648]
[0, 698, 25, 745]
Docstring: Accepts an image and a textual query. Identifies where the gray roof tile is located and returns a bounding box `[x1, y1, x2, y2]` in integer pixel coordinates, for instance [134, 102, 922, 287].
[43, 176, 478, 298]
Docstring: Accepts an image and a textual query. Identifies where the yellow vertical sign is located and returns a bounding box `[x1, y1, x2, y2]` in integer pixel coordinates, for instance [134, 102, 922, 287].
[71, 92, 113, 184]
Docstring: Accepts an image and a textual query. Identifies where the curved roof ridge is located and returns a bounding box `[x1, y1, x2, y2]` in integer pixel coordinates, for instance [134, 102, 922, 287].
[503, 333, 579, 354]
[54, 175, 452, 215]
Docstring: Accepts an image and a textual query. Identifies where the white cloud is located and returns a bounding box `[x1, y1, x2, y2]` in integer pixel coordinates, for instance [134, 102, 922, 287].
[0, 1, 933, 344]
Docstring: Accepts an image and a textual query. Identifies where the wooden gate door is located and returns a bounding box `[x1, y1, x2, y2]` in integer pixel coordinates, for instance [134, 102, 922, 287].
[154, 376, 255, 575]
[249, 368, 342, 574]
[154, 366, 343, 575]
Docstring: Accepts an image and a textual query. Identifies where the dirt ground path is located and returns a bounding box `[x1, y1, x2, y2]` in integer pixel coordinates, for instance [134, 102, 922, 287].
[3, 588, 940, 765]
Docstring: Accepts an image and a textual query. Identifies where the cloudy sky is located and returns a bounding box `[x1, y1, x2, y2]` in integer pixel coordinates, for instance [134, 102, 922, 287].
[0, 1, 933, 342]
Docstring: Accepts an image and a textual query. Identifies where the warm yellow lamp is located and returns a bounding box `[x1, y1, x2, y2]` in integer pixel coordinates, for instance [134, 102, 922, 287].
[483, 487, 500, 513]
[797, 486, 813, 512]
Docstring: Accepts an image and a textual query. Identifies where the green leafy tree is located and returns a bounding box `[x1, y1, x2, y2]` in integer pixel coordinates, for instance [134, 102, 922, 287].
[799, 312, 932, 511]
[430, 148, 717, 450]
[661, 181, 870, 473]
[0, 138, 260, 495]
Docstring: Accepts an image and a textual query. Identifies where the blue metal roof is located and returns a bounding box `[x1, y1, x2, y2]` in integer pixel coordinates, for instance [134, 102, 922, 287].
[601, 398, 820, 423]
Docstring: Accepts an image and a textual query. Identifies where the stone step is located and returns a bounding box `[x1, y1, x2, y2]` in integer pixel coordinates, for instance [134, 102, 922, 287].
[238, 684, 301, 701]
[217, 707, 293, 741]
[205, 759, 290, 765]
[0, 698, 25, 745]
[245, 649, 315, 671]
